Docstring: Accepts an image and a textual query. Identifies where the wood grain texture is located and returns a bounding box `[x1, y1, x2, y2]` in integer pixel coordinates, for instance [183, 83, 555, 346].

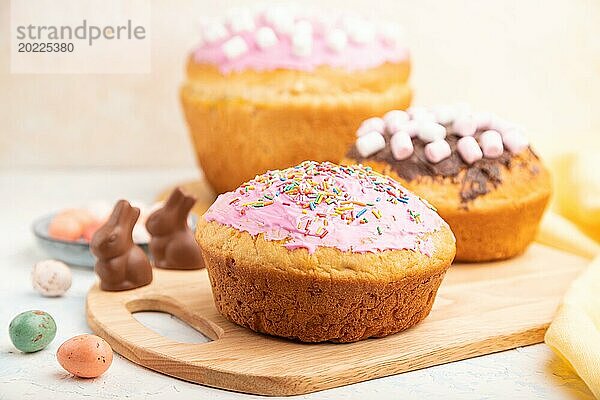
[86, 244, 587, 396]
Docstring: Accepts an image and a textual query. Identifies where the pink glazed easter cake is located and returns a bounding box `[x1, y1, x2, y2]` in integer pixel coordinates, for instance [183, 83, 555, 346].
[180, 5, 412, 193]
[195, 161, 456, 342]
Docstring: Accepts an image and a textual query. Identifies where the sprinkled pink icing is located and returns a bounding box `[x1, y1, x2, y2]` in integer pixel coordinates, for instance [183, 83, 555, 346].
[193, 15, 408, 74]
[204, 161, 447, 255]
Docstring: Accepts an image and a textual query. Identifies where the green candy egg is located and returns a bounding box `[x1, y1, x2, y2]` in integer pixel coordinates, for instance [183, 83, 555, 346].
[9, 310, 57, 353]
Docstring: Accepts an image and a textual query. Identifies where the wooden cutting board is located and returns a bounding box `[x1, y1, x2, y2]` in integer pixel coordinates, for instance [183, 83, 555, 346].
[86, 243, 587, 396]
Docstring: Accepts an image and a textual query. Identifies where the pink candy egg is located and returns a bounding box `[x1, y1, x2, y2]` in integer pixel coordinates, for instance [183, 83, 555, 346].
[82, 220, 105, 242]
[57, 335, 113, 378]
[48, 214, 84, 241]
[48, 209, 101, 242]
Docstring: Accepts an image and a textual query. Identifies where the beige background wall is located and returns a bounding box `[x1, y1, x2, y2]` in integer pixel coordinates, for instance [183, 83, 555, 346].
[1, 0, 599, 169]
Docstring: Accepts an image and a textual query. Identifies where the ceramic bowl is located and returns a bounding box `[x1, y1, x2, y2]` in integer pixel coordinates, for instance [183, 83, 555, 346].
[32, 213, 198, 268]
[32, 214, 149, 268]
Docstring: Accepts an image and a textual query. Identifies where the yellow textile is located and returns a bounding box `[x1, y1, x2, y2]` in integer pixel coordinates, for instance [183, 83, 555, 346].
[537, 212, 600, 259]
[553, 152, 600, 242]
[537, 151, 600, 398]
[544, 255, 600, 399]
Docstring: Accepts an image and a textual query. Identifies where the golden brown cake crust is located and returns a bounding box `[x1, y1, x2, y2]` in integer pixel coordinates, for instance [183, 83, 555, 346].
[342, 150, 552, 262]
[196, 219, 455, 342]
[181, 61, 412, 193]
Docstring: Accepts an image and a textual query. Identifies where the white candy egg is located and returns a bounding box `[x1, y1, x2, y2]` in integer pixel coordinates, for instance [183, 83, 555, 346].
[32, 260, 72, 297]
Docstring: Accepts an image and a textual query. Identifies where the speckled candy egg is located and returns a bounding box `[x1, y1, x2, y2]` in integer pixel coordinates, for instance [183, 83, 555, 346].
[32, 260, 72, 297]
[9, 310, 57, 353]
[57, 334, 113, 378]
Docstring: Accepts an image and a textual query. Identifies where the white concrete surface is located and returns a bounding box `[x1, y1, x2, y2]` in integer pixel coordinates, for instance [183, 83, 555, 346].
[0, 169, 595, 400]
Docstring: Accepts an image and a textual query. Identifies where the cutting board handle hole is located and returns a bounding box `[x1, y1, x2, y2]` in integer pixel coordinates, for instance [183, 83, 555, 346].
[127, 296, 223, 341]
[132, 311, 214, 344]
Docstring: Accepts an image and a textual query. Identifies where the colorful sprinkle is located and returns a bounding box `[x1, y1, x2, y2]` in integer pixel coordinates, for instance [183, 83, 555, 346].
[204, 161, 444, 255]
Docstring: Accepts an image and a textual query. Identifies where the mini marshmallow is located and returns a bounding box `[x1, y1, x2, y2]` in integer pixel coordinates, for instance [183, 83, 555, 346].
[263, 8, 295, 35]
[457, 136, 483, 165]
[341, 14, 361, 32]
[417, 121, 446, 143]
[390, 132, 414, 160]
[383, 110, 410, 133]
[379, 22, 403, 46]
[313, 10, 337, 28]
[432, 105, 456, 125]
[502, 129, 529, 154]
[474, 112, 494, 130]
[356, 117, 385, 136]
[479, 130, 504, 158]
[326, 29, 348, 53]
[356, 131, 386, 158]
[293, 20, 313, 36]
[347, 20, 376, 45]
[292, 31, 312, 57]
[490, 117, 513, 134]
[402, 120, 421, 138]
[255, 27, 278, 49]
[407, 106, 434, 121]
[222, 35, 249, 60]
[203, 21, 228, 44]
[452, 114, 477, 137]
[424, 139, 451, 164]
[227, 11, 255, 33]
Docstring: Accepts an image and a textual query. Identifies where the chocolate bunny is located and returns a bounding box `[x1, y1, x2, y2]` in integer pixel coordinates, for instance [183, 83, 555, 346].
[90, 200, 153, 291]
[146, 187, 204, 270]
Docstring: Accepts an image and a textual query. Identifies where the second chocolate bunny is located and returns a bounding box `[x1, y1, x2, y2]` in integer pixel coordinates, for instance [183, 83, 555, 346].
[146, 187, 204, 270]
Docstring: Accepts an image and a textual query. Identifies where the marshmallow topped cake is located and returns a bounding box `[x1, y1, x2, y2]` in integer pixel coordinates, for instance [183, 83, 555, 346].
[342, 105, 552, 262]
[196, 161, 455, 342]
[181, 5, 412, 193]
